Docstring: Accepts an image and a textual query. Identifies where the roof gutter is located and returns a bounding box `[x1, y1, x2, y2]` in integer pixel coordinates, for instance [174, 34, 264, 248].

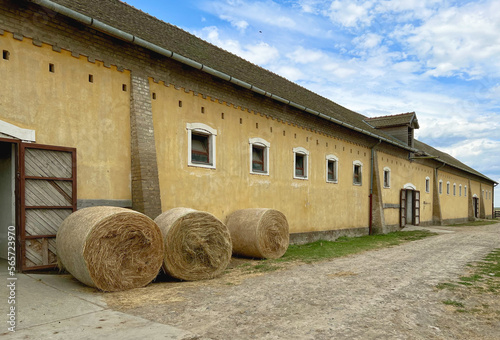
[30, 0, 420, 153]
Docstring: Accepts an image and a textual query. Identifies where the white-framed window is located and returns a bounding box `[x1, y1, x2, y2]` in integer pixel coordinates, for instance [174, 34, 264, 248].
[249, 138, 270, 175]
[425, 177, 430, 193]
[325, 154, 338, 183]
[439, 180, 443, 194]
[465, 185, 467, 197]
[353, 160, 363, 185]
[446, 181, 450, 195]
[293, 147, 309, 180]
[453, 183, 456, 196]
[459, 184, 462, 196]
[383, 167, 391, 188]
[187, 123, 217, 169]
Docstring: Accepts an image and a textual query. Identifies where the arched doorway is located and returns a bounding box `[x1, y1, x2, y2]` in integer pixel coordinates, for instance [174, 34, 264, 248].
[400, 184, 420, 227]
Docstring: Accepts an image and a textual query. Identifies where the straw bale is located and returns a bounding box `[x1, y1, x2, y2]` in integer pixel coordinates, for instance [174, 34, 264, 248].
[56, 206, 164, 292]
[155, 208, 232, 281]
[226, 208, 289, 259]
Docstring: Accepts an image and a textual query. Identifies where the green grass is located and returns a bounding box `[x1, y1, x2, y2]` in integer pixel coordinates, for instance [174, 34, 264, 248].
[277, 230, 435, 263]
[236, 230, 436, 273]
[437, 248, 500, 315]
[443, 299, 465, 308]
[447, 220, 498, 227]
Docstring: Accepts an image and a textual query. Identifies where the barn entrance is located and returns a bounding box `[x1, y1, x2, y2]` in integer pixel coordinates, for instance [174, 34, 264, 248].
[0, 137, 77, 271]
[473, 196, 479, 218]
[400, 188, 420, 227]
[19, 143, 77, 271]
[0, 141, 16, 260]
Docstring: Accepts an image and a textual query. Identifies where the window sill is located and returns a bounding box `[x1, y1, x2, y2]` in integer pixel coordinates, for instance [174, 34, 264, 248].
[188, 162, 216, 170]
[250, 171, 269, 176]
[293, 176, 308, 180]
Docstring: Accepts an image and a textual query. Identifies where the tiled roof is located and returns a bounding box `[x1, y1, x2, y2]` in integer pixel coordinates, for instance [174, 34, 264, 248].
[365, 112, 419, 129]
[414, 140, 496, 183]
[44, 0, 402, 144]
[34, 0, 495, 183]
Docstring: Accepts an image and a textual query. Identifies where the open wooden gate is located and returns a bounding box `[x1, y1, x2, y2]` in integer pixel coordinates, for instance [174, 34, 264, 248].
[400, 189, 406, 227]
[400, 189, 420, 227]
[19, 143, 76, 271]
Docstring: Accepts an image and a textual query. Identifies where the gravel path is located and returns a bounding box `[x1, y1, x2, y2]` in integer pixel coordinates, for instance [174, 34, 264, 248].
[108, 223, 500, 339]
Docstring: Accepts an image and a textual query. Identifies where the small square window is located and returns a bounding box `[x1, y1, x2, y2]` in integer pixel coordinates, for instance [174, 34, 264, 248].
[191, 133, 210, 164]
[353, 162, 363, 185]
[49, 63, 55, 73]
[249, 138, 270, 175]
[3, 50, 10, 60]
[293, 147, 309, 180]
[252, 146, 265, 172]
[89, 74, 94, 83]
[383, 168, 390, 188]
[327, 160, 336, 182]
[295, 154, 305, 177]
[187, 123, 217, 169]
[326, 155, 338, 183]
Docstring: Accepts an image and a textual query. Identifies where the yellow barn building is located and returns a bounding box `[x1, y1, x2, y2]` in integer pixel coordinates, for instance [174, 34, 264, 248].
[0, 0, 496, 271]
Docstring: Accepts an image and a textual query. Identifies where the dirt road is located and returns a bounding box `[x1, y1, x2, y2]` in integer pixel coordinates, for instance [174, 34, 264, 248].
[107, 223, 500, 339]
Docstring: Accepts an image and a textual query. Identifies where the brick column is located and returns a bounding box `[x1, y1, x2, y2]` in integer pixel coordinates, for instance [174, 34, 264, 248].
[129, 73, 162, 219]
[370, 150, 386, 234]
[432, 169, 443, 225]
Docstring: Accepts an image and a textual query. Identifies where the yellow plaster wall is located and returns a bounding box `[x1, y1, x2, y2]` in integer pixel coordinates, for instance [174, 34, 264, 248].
[437, 171, 469, 220]
[377, 152, 434, 225]
[0, 32, 131, 200]
[150, 80, 370, 233]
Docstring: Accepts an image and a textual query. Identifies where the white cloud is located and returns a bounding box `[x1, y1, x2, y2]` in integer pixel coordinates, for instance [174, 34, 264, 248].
[327, 0, 374, 27]
[220, 15, 249, 32]
[404, 0, 500, 78]
[197, 26, 279, 65]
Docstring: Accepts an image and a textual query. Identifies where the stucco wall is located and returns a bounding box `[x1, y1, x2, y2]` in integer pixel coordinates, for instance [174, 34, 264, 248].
[377, 151, 434, 226]
[437, 170, 471, 221]
[0, 33, 131, 200]
[151, 80, 371, 233]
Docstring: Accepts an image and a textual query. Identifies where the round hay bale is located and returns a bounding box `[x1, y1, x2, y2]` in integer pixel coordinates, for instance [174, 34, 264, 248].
[226, 208, 289, 259]
[155, 208, 232, 281]
[56, 206, 164, 292]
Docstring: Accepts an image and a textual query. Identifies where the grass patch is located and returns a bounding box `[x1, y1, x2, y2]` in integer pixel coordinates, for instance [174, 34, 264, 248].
[447, 220, 498, 227]
[437, 248, 500, 315]
[278, 230, 435, 263]
[443, 299, 465, 308]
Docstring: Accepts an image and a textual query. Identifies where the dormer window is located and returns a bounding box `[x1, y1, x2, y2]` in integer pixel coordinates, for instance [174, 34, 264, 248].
[364, 112, 419, 147]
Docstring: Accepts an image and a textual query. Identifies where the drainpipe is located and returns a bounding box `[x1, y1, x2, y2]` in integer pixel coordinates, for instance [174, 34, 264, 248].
[494, 183, 498, 219]
[369, 139, 382, 235]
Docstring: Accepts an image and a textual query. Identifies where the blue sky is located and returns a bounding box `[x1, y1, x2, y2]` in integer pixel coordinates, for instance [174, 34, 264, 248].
[124, 0, 500, 204]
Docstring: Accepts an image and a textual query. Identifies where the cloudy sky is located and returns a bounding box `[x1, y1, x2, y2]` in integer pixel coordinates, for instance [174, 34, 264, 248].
[124, 0, 500, 203]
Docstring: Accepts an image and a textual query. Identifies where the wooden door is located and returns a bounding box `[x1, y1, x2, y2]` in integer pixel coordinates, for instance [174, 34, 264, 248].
[19, 143, 76, 271]
[414, 190, 420, 226]
[400, 189, 406, 227]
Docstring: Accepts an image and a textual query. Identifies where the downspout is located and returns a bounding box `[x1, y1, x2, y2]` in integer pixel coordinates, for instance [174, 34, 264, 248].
[369, 139, 382, 235]
[29, 0, 419, 154]
[494, 183, 498, 219]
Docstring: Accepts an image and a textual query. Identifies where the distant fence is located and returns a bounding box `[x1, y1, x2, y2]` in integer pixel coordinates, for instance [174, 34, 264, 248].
[495, 210, 500, 218]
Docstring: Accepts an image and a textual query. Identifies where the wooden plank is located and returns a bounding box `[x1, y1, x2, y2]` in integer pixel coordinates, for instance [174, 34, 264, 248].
[25, 148, 72, 178]
[25, 180, 72, 206]
[42, 238, 49, 265]
[25, 209, 72, 236]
